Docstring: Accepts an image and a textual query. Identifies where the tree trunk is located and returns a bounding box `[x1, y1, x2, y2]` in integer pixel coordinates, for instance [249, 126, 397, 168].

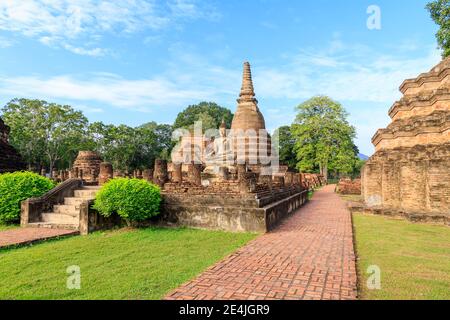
[323, 164, 328, 182]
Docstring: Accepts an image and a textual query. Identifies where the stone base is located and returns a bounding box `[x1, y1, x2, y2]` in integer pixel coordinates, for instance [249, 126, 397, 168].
[347, 202, 450, 226]
[362, 143, 450, 217]
[161, 188, 308, 232]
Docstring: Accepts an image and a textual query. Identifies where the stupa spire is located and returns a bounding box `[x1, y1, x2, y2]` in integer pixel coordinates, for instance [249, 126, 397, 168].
[240, 61, 255, 97]
[231, 61, 266, 131]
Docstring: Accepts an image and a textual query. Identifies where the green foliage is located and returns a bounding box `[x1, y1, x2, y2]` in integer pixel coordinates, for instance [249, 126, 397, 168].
[0, 172, 56, 223]
[173, 102, 233, 131]
[273, 126, 297, 169]
[87, 122, 173, 171]
[1, 98, 174, 174]
[291, 96, 359, 179]
[1, 98, 89, 172]
[427, 0, 450, 58]
[93, 178, 161, 222]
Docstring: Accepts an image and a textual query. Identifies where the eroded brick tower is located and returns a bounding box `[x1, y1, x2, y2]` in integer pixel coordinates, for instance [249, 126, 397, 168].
[362, 58, 450, 221]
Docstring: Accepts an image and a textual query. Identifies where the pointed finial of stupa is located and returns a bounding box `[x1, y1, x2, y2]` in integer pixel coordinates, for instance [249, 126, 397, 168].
[239, 61, 256, 100]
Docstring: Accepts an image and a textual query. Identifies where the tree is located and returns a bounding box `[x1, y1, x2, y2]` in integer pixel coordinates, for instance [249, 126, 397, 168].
[88, 123, 140, 171]
[1, 99, 45, 170]
[87, 121, 172, 171]
[427, 0, 450, 58]
[2, 99, 88, 174]
[291, 96, 359, 180]
[139, 122, 174, 159]
[173, 102, 233, 131]
[273, 126, 297, 169]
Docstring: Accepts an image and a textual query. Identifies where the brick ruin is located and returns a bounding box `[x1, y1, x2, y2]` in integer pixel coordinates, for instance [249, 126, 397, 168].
[336, 178, 361, 195]
[0, 117, 25, 173]
[362, 58, 450, 223]
[51, 62, 324, 233]
[159, 62, 324, 232]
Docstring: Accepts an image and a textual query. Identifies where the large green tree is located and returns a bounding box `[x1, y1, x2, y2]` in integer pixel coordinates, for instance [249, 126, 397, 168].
[273, 126, 297, 169]
[291, 96, 359, 180]
[427, 0, 450, 58]
[2, 99, 88, 174]
[87, 121, 173, 171]
[173, 102, 233, 131]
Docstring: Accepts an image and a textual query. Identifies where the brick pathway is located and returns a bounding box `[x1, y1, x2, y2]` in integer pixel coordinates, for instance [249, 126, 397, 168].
[165, 185, 357, 300]
[0, 228, 78, 249]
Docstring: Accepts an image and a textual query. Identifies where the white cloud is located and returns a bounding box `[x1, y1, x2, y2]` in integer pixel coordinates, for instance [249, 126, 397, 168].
[254, 41, 442, 104]
[0, 73, 217, 112]
[0, 0, 215, 55]
[63, 44, 107, 57]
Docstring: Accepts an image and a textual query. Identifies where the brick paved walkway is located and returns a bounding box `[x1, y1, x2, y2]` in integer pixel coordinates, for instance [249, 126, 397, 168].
[165, 185, 357, 300]
[0, 228, 78, 248]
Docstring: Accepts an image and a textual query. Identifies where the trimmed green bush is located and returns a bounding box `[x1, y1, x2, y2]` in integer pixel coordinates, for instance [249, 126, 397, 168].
[93, 178, 161, 223]
[0, 171, 56, 223]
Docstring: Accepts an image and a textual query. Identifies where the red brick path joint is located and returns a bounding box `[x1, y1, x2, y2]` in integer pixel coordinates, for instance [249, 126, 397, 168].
[165, 185, 358, 300]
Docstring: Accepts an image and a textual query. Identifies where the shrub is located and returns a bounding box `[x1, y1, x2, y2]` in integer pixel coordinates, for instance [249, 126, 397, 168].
[93, 178, 161, 223]
[0, 171, 56, 223]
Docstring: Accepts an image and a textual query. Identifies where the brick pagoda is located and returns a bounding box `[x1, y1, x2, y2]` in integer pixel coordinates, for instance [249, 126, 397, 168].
[362, 58, 450, 222]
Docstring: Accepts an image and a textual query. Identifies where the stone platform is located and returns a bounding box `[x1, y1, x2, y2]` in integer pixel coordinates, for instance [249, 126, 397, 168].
[162, 186, 308, 232]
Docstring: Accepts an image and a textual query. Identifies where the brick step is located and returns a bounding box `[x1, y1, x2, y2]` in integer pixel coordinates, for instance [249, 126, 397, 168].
[64, 197, 85, 206]
[27, 222, 80, 231]
[53, 204, 79, 216]
[41, 213, 79, 225]
[82, 186, 102, 190]
[74, 189, 99, 198]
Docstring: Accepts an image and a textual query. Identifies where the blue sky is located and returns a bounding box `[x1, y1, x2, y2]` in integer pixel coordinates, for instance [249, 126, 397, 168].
[0, 0, 442, 155]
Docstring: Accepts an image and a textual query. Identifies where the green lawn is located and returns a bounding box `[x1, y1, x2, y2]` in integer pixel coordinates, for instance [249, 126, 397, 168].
[0, 227, 257, 299]
[0, 224, 19, 231]
[353, 213, 450, 300]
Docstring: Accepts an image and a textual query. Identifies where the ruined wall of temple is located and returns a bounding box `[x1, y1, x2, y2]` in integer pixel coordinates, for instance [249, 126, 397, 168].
[0, 117, 25, 173]
[362, 58, 450, 220]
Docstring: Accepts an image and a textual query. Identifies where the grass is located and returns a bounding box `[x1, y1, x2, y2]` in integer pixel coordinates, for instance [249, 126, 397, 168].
[338, 194, 363, 203]
[0, 227, 257, 300]
[353, 213, 450, 300]
[0, 223, 19, 231]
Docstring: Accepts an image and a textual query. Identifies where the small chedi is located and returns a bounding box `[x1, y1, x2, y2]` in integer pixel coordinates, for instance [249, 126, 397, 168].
[362, 58, 450, 222]
[71, 151, 103, 184]
[0, 116, 25, 173]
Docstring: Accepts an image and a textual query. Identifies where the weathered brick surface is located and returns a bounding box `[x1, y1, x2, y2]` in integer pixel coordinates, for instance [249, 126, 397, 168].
[336, 178, 361, 195]
[363, 57, 450, 219]
[165, 185, 357, 300]
[0, 228, 78, 248]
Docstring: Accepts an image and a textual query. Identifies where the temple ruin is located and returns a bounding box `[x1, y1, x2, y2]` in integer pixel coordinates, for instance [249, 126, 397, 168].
[22, 62, 324, 233]
[0, 117, 25, 173]
[362, 58, 450, 223]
